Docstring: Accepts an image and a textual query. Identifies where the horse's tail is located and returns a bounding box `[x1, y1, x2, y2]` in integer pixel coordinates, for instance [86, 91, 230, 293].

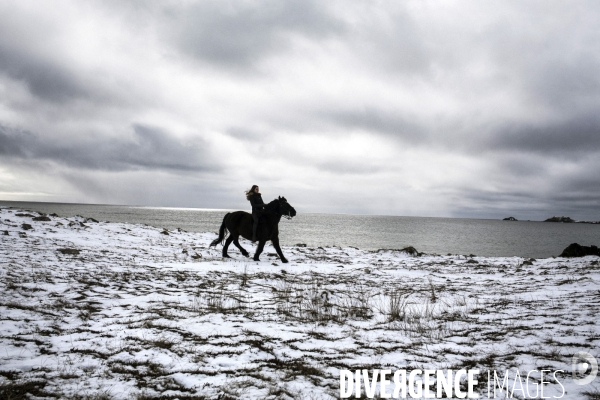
[209, 213, 230, 247]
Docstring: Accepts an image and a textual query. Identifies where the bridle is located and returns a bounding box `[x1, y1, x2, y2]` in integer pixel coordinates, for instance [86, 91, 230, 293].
[279, 199, 294, 220]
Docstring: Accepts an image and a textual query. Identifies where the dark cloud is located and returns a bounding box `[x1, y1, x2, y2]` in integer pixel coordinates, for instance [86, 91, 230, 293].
[485, 3, 600, 114]
[0, 6, 92, 104]
[169, 0, 344, 69]
[225, 127, 266, 141]
[0, 124, 218, 173]
[449, 153, 600, 221]
[0, 46, 88, 103]
[319, 108, 426, 143]
[497, 156, 548, 180]
[488, 113, 600, 155]
[0, 127, 28, 157]
[349, 6, 430, 75]
[553, 170, 600, 199]
[452, 188, 600, 221]
[316, 160, 382, 175]
[528, 55, 600, 111]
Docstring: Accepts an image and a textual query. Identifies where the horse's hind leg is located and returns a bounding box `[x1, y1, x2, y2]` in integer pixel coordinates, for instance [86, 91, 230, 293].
[232, 235, 249, 257]
[253, 240, 266, 262]
[222, 236, 234, 258]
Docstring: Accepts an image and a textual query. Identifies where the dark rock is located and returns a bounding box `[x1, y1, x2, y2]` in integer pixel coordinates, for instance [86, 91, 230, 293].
[2, 230, 8, 236]
[295, 243, 307, 247]
[545, 216, 575, 223]
[58, 248, 81, 255]
[68, 221, 86, 228]
[191, 253, 202, 259]
[16, 213, 35, 217]
[376, 246, 422, 256]
[50, 213, 59, 217]
[84, 217, 99, 223]
[376, 246, 421, 256]
[559, 243, 600, 258]
[401, 246, 421, 256]
[160, 229, 169, 235]
[21, 223, 33, 230]
[32, 216, 51, 221]
[503, 217, 518, 221]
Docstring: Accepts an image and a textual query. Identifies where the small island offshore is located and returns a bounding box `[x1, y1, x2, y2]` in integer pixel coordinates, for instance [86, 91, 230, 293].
[503, 216, 600, 224]
[545, 216, 600, 224]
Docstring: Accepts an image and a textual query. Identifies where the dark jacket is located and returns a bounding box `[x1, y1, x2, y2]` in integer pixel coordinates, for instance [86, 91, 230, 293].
[249, 193, 266, 213]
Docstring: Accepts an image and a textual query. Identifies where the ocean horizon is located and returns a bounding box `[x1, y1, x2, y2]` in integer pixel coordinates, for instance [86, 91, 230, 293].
[2, 199, 599, 258]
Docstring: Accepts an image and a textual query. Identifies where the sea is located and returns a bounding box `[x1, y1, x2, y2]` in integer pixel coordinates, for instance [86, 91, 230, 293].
[2, 200, 599, 259]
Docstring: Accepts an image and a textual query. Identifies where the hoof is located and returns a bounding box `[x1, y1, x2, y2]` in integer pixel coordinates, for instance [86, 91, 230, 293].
[253, 257, 260, 262]
[281, 258, 289, 264]
[222, 255, 231, 259]
[242, 253, 249, 258]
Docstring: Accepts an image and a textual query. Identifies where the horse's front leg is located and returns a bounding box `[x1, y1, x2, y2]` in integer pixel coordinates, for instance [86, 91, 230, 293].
[222, 236, 234, 258]
[253, 240, 266, 262]
[272, 237, 288, 263]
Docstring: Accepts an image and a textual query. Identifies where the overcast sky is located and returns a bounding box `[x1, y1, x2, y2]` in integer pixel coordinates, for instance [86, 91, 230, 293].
[1, 0, 599, 220]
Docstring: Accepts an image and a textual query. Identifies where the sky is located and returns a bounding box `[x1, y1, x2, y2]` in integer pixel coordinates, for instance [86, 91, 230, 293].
[1, 0, 599, 220]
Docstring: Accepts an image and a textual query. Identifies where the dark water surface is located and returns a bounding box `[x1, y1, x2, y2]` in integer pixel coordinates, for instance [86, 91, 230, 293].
[2, 200, 599, 258]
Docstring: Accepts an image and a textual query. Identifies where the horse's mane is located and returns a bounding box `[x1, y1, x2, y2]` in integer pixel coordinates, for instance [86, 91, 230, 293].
[263, 199, 280, 212]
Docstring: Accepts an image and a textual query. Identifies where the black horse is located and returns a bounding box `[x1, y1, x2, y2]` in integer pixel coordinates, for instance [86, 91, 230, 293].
[209, 196, 296, 263]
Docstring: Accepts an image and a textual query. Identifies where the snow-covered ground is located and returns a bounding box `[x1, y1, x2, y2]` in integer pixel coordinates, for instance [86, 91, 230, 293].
[1, 206, 599, 399]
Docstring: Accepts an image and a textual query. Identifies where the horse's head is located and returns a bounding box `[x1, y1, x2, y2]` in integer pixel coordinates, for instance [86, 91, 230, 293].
[277, 196, 296, 219]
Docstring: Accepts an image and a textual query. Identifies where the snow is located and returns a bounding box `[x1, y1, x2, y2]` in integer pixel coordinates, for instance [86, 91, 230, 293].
[1, 206, 599, 399]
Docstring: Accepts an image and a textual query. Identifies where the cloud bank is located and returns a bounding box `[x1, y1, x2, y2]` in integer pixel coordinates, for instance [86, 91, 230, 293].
[1, 0, 599, 220]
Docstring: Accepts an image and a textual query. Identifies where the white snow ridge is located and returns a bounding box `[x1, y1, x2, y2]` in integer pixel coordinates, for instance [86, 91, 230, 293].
[1, 206, 599, 399]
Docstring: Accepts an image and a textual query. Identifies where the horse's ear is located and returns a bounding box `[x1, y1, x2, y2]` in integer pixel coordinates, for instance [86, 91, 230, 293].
[278, 196, 281, 200]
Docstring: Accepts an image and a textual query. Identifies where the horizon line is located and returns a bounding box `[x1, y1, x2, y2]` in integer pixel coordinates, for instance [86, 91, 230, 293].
[0, 198, 566, 222]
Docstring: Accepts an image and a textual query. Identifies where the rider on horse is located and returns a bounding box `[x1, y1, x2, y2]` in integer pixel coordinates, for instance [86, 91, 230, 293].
[246, 184, 266, 242]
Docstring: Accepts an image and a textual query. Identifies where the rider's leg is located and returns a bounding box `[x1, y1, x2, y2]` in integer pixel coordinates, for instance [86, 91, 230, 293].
[252, 213, 259, 242]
